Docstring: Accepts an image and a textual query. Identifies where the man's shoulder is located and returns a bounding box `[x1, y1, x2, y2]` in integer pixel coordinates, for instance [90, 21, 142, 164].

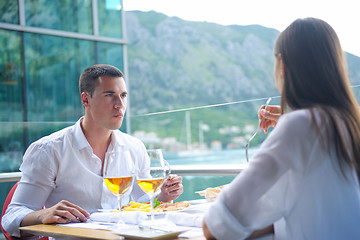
[31, 124, 74, 148]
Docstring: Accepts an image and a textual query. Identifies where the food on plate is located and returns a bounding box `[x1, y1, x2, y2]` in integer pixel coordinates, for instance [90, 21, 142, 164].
[123, 201, 191, 212]
[196, 185, 228, 202]
[156, 201, 191, 212]
[123, 201, 158, 212]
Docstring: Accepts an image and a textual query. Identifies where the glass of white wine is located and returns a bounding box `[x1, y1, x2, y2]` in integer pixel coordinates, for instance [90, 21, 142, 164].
[137, 149, 171, 226]
[103, 151, 135, 228]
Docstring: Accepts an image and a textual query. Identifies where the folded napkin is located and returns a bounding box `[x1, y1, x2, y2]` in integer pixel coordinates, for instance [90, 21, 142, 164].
[90, 211, 147, 225]
[165, 212, 203, 228]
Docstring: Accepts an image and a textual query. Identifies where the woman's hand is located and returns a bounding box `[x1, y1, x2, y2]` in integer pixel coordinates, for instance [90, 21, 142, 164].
[258, 105, 281, 133]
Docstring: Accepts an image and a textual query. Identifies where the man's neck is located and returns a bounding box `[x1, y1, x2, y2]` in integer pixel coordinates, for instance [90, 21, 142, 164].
[80, 117, 112, 162]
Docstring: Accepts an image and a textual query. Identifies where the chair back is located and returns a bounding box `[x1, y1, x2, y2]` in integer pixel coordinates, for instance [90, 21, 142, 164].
[1, 181, 48, 240]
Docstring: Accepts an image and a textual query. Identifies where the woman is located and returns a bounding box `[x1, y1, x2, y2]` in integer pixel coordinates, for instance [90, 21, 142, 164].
[203, 18, 360, 239]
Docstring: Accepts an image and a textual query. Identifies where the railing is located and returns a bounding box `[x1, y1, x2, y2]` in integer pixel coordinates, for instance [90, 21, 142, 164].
[0, 165, 246, 183]
[0, 172, 22, 183]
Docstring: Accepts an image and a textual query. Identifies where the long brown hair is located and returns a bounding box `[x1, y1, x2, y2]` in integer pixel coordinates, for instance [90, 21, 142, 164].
[275, 18, 360, 179]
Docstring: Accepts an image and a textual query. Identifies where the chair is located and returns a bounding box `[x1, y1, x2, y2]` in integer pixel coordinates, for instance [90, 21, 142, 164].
[1, 181, 48, 240]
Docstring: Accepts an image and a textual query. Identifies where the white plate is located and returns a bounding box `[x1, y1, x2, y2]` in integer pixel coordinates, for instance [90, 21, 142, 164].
[112, 225, 184, 240]
[97, 209, 166, 216]
[189, 199, 208, 205]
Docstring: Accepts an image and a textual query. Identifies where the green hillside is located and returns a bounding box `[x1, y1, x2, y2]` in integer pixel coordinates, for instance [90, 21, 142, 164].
[125, 10, 360, 148]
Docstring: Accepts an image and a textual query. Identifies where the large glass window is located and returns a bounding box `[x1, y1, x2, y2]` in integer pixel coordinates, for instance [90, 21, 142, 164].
[97, 42, 124, 71]
[0, 30, 24, 121]
[0, 0, 19, 24]
[0, 30, 25, 173]
[25, 0, 93, 34]
[98, 0, 123, 38]
[24, 33, 95, 141]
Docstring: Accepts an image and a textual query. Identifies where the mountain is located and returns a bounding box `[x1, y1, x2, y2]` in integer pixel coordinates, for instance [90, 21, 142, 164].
[125, 11, 280, 113]
[124, 10, 360, 148]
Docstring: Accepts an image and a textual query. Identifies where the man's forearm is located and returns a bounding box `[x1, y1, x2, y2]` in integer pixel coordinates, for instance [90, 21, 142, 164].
[20, 210, 45, 237]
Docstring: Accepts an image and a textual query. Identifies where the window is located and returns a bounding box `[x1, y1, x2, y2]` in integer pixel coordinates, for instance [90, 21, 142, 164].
[98, 0, 123, 38]
[0, 0, 18, 24]
[25, 0, 93, 34]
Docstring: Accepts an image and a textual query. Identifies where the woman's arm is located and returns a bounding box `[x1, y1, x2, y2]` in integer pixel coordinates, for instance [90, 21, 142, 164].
[203, 220, 274, 240]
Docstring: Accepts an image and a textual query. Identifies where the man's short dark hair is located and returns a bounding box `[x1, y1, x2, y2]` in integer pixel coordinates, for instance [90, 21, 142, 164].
[79, 64, 124, 96]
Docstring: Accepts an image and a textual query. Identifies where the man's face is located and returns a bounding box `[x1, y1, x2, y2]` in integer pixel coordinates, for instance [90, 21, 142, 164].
[84, 76, 127, 130]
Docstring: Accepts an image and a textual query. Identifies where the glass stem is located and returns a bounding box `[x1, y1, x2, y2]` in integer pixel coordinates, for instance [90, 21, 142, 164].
[118, 194, 124, 224]
[150, 194, 155, 224]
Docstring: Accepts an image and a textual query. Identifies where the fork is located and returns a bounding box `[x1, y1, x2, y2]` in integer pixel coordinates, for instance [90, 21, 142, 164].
[245, 97, 272, 162]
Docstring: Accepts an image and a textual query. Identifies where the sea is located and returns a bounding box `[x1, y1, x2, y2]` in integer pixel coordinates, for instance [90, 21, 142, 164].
[163, 148, 258, 201]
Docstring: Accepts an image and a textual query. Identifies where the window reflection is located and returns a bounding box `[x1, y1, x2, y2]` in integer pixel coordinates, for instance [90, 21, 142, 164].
[24, 33, 95, 144]
[0, 0, 126, 175]
[98, 0, 123, 38]
[0, 0, 19, 24]
[0, 30, 25, 173]
[0, 29, 23, 121]
[25, 0, 93, 34]
[97, 41, 124, 70]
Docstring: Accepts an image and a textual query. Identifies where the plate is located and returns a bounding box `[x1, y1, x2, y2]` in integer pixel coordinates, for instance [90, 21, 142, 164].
[189, 199, 208, 205]
[112, 225, 184, 240]
[97, 209, 166, 216]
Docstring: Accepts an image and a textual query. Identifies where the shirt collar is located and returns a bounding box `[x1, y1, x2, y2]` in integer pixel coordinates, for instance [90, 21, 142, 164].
[73, 117, 92, 150]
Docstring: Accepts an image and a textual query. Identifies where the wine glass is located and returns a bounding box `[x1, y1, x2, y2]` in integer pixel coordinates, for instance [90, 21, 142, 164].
[103, 151, 135, 228]
[136, 149, 171, 227]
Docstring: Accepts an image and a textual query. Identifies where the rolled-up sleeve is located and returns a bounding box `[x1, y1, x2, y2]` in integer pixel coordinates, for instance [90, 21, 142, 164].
[2, 143, 56, 237]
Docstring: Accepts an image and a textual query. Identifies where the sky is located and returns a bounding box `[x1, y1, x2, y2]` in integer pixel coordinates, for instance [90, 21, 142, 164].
[123, 0, 360, 57]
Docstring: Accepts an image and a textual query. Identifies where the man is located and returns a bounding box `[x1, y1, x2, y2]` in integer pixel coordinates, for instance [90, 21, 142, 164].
[2, 64, 183, 237]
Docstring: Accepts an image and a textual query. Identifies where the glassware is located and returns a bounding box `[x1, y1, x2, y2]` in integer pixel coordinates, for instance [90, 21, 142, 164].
[103, 151, 135, 228]
[136, 149, 171, 226]
[245, 97, 272, 162]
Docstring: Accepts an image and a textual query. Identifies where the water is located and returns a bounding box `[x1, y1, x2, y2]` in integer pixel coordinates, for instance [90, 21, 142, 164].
[164, 148, 258, 165]
[163, 148, 258, 201]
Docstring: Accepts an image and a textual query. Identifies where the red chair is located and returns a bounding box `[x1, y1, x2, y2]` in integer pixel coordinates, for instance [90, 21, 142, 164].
[1, 181, 48, 240]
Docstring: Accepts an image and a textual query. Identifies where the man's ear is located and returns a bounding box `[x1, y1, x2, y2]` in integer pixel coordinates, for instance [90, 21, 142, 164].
[81, 92, 90, 107]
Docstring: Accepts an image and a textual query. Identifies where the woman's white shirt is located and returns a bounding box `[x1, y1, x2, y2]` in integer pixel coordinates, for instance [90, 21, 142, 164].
[205, 109, 360, 240]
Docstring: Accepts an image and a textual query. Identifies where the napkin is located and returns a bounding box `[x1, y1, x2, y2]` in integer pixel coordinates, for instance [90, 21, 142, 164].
[90, 211, 147, 225]
[165, 212, 203, 228]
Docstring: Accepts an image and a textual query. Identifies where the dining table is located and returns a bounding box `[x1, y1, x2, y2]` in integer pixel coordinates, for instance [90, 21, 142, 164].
[19, 224, 206, 240]
[19, 199, 210, 240]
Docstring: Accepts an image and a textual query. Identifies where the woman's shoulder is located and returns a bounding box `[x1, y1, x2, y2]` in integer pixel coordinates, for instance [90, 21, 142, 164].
[276, 108, 329, 137]
[278, 109, 312, 125]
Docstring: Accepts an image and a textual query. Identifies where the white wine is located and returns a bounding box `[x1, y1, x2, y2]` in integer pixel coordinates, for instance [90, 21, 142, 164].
[105, 176, 133, 196]
[137, 177, 165, 195]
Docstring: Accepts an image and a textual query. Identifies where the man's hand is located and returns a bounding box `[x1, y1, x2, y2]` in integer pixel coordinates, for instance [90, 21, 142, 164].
[157, 174, 183, 202]
[21, 200, 90, 226]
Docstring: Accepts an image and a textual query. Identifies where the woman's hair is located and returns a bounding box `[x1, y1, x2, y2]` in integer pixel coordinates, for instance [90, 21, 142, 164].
[79, 64, 124, 96]
[275, 17, 360, 179]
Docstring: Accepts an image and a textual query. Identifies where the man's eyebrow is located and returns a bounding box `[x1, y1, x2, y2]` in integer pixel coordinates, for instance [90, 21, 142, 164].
[102, 90, 115, 94]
